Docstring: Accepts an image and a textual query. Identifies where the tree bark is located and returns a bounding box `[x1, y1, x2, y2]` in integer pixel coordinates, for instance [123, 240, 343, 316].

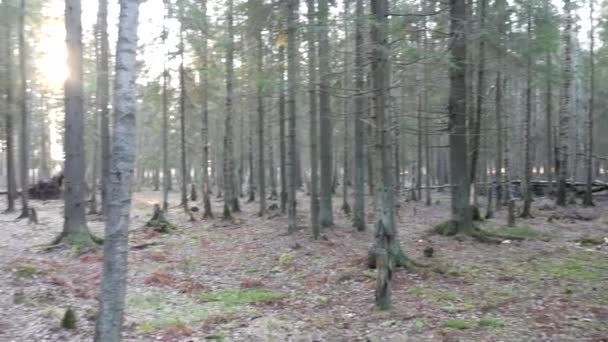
[352, 0, 365, 231]
[556, 0, 572, 206]
[448, 0, 472, 232]
[307, 0, 320, 239]
[318, 0, 334, 227]
[179, 0, 188, 211]
[521, 6, 533, 217]
[583, 0, 595, 207]
[98, 0, 110, 215]
[18, 0, 29, 219]
[286, 0, 298, 233]
[3, 4, 17, 213]
[341, 0, 351, 215]
[223, 0, 238, 218]
[94, 1, 140, 339]
[55, 0, 97, 246]
[255, 22, 266, 216]
[199, 0, 212, 218]
[278, 44, 287, 213]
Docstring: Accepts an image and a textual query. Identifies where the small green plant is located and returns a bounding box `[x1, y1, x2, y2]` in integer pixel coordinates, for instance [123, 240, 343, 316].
[15, 264, 38, 277]
[278, 252, 294, 267]
[138, 322, 155, 333]
[444, 319, 472, 330]
[477, 317, 504, 328]
[61, 308, 77, 329]
[575, 236, 606, 246]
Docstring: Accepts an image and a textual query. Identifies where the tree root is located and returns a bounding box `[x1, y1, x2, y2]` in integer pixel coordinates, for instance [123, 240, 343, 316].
[432, 220, 525, 244]
[146, 204, 177, 234]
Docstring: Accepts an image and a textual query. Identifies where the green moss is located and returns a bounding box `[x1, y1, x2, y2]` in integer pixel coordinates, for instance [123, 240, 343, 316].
[278, 252, 294, 268]
[61, 308, 77, 329]
[477, 317, 504, 328]
[487, 224, 549, 241]
[575, 236, 606, 246]
[433, 221, 458, 236]
[63, 231, 100, 255]
[201, 288, 285, 307]
[15, 264, 38, 277]
[444, 319, 472, 330]
[137, 322, 155, 333]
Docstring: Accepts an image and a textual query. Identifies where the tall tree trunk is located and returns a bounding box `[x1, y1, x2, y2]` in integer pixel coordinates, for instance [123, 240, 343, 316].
[494, 0, 506, 208]
[3, 6, 17, 213]
[98, 0, 110, 215]
[247, 100, 255, 202]
[556, 0, 572, 206]
[521, 7, 533, 217]
[278, 44, 287, 213]
[423, 6, 431, 206]
[545, 53, 553, 196]
[161, 7, 170, 212]
[352, 0, 365, 231]
[470, 0, 486, 209]
[341, 0, 351, 214]
[370, 0, 409, 310]
[179, 0, 188, 211]
[307, 0, 320, 239]
[54, 0, 97, 246]
[318, 0, 334, 227]
[200, 0, 212, 218]
[286, 0, 298, 233]
[18, 0, 29, 219]
[256, 24, 266, 216]
[94, 0, 140, 339]
[448, 0, 472, 232]
[223, 0, 239, 218]
[89, 28, 100, 215]
[583, 0, 595, 207]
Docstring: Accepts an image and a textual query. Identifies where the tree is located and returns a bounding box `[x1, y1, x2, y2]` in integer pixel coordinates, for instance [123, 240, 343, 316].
[448, 0, 471, 232]
[254, 1, 266, 217]
[223, 0, 239, 219]
[199, 0, 213, 218]
[556, 0, 572, 206]
[94, 0, 140, 339]
[98, 0, 110, 215]
[341, 0, 351, 215]
[351, 0, 365, 232]
[369, 0, 409, 310]
[583, 0, 595, 207]
[306, 0, 320, 239]
[521, 2, 533, 218]
[162, 3, 170, 212]
[318, 0, 334, 227]
[2, 0, 17, 213]
[286, 0, 298, 233]
[179, 0, 188, 211]
[18, 0, 29, 219]
[53, 0, 98, 247]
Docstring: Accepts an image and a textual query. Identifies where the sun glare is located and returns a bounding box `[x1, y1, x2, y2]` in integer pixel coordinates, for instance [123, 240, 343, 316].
[39, 19, 68, 89]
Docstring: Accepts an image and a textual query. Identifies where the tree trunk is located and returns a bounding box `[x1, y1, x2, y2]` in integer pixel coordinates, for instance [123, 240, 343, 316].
[370, 0, 409, 309]
[3, 6, 17, 213]
[318, 0, 333, 227]
[341, 0, 351, 214]
[98, 0, 110, 215]
[286, 0, 298, 233]
[179, 0, 188, 211]
[55, 0, 97, 247]
[583, 0, 595, 207]
[18, 0, 29, 219]
[278, 44, 287, 213]
[448, 0, 472, 232]
[307, 0, 320, 239]
[352, 0, 365, 231]
[556, 0, 572, 206]
[199, 0, 212, 218]
[521, 7, 533, 217]
[469, 0, 486, 206]
[94, 1, 140, 339]
[255, 24, 266, 216]
[223, 0, 238, 218]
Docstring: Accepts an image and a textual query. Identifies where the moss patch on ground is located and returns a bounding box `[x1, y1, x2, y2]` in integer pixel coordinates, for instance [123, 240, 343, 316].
[201, 288, 285, 307]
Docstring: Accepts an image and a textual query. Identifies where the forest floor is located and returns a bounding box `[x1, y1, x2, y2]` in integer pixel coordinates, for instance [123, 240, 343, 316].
[0, 189, 607, 341]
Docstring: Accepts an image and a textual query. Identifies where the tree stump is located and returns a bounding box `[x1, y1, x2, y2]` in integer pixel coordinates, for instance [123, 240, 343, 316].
[146, 204, 176, 233]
